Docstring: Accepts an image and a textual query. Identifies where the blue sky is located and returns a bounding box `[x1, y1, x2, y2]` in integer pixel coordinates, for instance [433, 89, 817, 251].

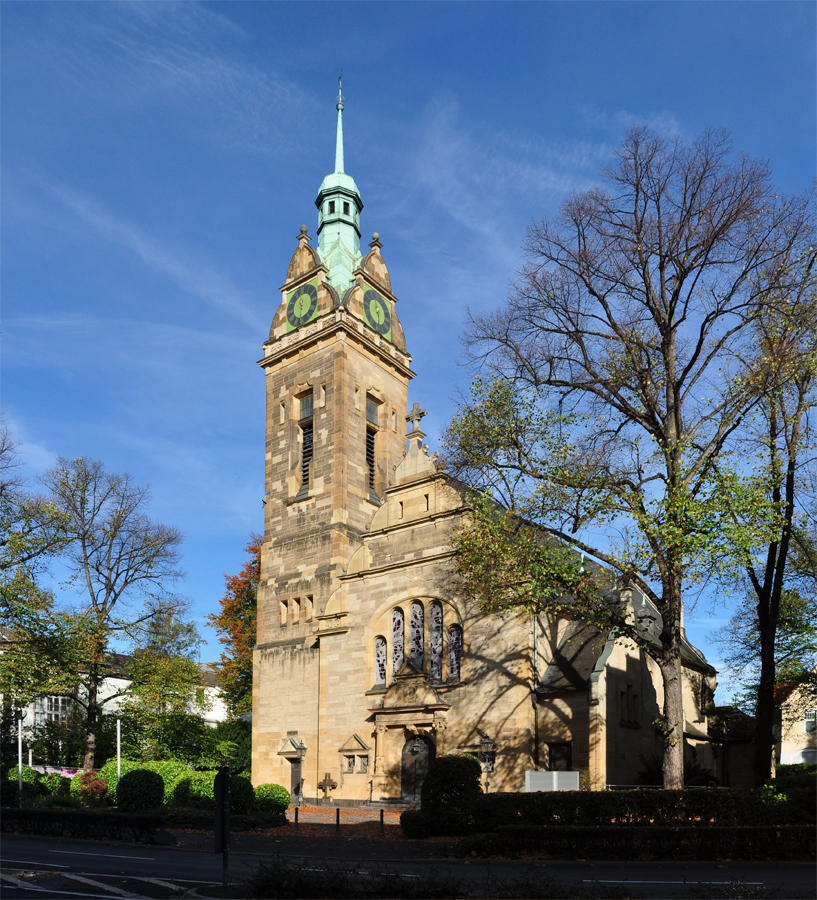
[3, 2, 815, 698]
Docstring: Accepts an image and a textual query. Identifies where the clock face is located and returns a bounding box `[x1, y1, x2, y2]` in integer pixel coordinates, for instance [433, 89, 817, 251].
[363, 289, 392, 339]
[286, 282, 319, 332]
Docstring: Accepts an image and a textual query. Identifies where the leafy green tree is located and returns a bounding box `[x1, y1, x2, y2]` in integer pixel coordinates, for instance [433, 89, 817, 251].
[206, 535, 260, 718]
[448, 127, 813, 788]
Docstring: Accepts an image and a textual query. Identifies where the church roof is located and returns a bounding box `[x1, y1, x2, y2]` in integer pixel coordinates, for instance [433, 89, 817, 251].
[537, 620, 608, 692]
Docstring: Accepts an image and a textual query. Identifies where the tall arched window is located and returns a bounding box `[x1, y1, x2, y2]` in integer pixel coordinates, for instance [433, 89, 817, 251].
[409, 601, 424, 668]
[392, 608, 405, 675]
[374, 636, 387, 685]
[448, 624, 463, 681]
[429, 601, 443, 681]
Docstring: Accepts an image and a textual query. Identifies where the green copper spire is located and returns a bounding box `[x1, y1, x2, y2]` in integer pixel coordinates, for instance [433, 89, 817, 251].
[335, 75, 344, 174]
[316, 78, 363, 293]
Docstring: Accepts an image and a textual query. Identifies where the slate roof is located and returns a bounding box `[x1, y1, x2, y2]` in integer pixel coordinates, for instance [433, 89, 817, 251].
[537, 620, 608, 692]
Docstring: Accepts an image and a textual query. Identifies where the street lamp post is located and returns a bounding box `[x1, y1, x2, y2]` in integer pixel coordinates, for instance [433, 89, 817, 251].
[296, 741, 306, 807]
[479, 732, 497, 794]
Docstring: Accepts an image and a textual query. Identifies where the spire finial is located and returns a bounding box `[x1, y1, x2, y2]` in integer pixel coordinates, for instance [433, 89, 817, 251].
[334, 74, 344, 174]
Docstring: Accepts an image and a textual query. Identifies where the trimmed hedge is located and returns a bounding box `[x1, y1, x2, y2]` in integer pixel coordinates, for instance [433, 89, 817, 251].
[469, 788, 816, 831]
[421, 753, 482, 817]
[0, 807, 164, 843]
[254, 783, 290, 814]
[231, 775, 255, 814]
[118, 769, 164, 811]
[450, 824, 816, 861]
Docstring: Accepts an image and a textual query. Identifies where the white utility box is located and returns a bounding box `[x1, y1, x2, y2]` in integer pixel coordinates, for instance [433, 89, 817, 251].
[524, 770, 579, 792]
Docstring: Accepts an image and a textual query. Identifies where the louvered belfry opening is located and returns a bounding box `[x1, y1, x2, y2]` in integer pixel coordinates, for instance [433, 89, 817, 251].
[297, 393, 313, 500]
[366, 395, 378, 497]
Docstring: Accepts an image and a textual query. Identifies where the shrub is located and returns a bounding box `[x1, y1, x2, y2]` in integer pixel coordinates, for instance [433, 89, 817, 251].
[42, 773, 71, 797]
[97, 758, 192, 807]
[420, 753, 482, 817]
[117, 769, 164, 811]
[231, 774, 255, 814]
[773, 763, 817, 791]
[97, 758, 141, 805]
[400, 809, 436, 839]
[70, 772, 108, 807]
[5, 765, 44, 793]
[185, 770, 218, 809]
[1, 807, 164, 843]
[254, 783, 290, 814]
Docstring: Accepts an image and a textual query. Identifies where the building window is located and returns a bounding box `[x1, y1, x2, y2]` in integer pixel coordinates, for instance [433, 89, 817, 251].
[374, 636, 387, 684]
[34, 696, 70, 728]
[358, 755, 369, 773]
[329, 201, 335, 214]
[280, 600, 288, 626]
[409, 601, 424, 668]
[429, 601, 443, 681]
[448, 624, 463, 681]
[343, 201, 350, 215]
[297, 393, 313, 499]
[392, 608, 405, 674]
[548, 742, 572, 771]
[805, 709, 816, 735]
[620, 685, 639, 725]
[344, 755, 355, 773]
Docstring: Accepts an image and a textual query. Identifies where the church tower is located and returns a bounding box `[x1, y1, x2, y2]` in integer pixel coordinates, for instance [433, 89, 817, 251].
[253, 84, 414, 791]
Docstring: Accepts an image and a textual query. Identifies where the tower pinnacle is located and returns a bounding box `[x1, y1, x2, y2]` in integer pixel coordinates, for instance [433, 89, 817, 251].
[335, 74, 344, 174]
[316, 79, 363, 292]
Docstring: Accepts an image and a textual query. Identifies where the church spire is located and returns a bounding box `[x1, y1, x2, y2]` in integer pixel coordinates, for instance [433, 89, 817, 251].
[315, 80, 363, 293]
[335, 75, 344, 174]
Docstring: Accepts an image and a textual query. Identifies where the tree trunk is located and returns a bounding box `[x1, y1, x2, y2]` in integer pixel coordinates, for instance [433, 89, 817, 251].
[753, 621, 776, 787]
[658, 647, 685, 790]
[83, 664, 99, 771]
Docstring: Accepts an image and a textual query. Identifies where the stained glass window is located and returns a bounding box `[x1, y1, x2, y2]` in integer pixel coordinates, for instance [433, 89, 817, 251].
[429, 601, 443, 681]
[392, 608, 405, 674]
[409, 601, 424, 668]
[448, 624, 463, 681]
[374, 636, 387, 684]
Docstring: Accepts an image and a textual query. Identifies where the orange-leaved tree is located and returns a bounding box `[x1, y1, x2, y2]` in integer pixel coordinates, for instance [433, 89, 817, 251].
[207, 534, 260, 719]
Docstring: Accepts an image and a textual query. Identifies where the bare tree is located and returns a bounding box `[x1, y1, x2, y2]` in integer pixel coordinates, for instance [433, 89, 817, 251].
[454, 127, 813, 788]
[37, 458, 184, 769]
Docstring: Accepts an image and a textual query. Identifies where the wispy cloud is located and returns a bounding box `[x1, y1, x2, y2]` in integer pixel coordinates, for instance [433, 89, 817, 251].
[581, 105, 685, 140]
[38, 3, 318, 156]
[47, 182, 265, 332]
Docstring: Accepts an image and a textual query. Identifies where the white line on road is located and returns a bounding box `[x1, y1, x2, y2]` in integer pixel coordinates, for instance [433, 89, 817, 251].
[50, 852, 155, 860]
[62, 873, 150, 899]
[0, 873, 122, 898]
[2, 859, 71, 867]
[127, 875, 188, 890]
[584, 880, 764, 886]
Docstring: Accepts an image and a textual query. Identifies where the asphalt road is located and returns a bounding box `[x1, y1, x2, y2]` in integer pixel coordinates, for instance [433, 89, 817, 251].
[1, 833, 814, 899]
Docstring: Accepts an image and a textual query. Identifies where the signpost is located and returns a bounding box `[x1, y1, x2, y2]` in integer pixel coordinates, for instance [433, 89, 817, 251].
[213, 767, 231, 888]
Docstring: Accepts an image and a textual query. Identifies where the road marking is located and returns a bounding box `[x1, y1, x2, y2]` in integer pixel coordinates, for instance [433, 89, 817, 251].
[61, 873, 150, 898]
[50, 852, 155, 860]
[0, 873, 120, 898]
[584, 880, 764, 886]
[2, 859, 71, 868]
[127, 876, 186, 890]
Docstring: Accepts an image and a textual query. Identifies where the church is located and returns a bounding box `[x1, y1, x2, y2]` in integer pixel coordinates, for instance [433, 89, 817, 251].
[250, 87, 725, 803]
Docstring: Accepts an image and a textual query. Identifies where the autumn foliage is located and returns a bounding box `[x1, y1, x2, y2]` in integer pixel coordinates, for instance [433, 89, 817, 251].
[207, 534, 260, 718]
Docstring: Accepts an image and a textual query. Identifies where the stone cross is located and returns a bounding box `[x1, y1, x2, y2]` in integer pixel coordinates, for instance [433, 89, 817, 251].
[317, 772, 338, 799]
[406, 402, 427, 430]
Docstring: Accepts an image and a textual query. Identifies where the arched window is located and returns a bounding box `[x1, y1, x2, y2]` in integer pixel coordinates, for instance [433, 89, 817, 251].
[392, 608, 405, 675]
[429, 601, 443, 681]
[374, 636, 387, 685]
[448, 624, 463, 681]
[409, 601, 424, 668]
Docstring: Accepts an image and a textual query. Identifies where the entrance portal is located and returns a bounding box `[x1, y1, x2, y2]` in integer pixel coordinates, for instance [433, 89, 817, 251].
[289, 758, 302, 798]
[401, 735, 435, 801]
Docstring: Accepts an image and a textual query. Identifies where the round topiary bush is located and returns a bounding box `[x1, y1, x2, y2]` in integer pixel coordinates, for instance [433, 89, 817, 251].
[70, 771, 109, 807]
[254, 782, 290, 814]
[231, 775, 255, 814]
[186, 770, 218, 809]
[5, 765, 44, 792]
[117, 769, 164, 811]
[420, 753, 482, 819]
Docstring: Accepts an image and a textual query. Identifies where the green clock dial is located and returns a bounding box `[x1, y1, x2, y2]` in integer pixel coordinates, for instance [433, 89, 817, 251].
[286, 282, 319, 331]
[363, 289, 392, 338]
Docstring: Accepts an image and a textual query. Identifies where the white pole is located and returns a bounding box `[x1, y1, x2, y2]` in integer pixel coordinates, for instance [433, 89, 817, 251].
[116, 718, 121, 783]
[28, 749, 32, 767]
[17, 714, 23, 808]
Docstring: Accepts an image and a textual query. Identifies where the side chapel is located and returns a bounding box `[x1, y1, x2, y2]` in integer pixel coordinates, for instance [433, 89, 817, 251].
[251, 87, 725, 802]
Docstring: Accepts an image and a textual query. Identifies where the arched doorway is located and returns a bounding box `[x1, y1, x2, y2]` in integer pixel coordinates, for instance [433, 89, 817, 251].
[401, 734, 436, 801]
